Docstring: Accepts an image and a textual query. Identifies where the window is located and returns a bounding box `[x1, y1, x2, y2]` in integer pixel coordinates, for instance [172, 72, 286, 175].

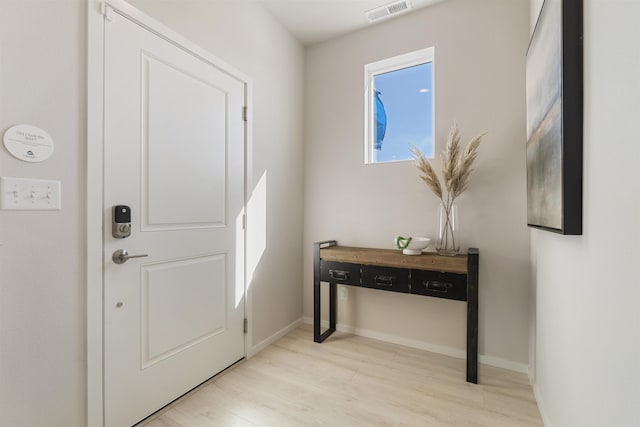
[364, 47, 435, 164]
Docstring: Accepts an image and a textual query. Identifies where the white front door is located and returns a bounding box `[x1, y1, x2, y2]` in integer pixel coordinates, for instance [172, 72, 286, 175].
[103, 9, 246, 427]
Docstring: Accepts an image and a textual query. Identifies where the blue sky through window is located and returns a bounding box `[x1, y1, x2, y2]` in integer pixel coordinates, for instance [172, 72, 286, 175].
[372, 62, 433, 162]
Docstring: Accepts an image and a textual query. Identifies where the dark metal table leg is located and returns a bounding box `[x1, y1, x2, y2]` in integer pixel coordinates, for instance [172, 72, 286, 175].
[329, 282, 337, 332]
[466, 248, 479, 383]
[314, 274, 322, 343]
[314, 240, 337, 343]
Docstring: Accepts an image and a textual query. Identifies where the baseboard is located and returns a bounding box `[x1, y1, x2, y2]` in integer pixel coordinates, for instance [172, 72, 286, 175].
[479, 354, 529, 374]
[248, 317, 304, 358]
[532, 382, 552, 427]
[302, 317, 529, 374]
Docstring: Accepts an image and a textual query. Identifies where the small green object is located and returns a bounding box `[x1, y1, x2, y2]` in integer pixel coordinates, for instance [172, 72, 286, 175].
[395, 236, 412, 250]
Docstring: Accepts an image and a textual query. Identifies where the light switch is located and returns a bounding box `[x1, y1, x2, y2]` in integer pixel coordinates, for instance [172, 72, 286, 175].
[0, 177, 61, 210]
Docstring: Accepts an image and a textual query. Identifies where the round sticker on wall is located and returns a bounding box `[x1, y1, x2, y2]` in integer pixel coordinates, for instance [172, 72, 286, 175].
[3, 124, 54, 162]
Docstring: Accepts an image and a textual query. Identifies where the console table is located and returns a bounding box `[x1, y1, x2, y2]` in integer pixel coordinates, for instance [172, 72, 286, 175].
[313, 240, 479, 384]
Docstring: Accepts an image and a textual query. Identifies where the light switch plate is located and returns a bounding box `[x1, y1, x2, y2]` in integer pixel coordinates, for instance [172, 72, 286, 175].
[0, 177, 61, 210]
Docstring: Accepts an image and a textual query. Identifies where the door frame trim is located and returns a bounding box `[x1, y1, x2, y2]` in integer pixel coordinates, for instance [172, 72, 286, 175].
[87, 1, 253, 425]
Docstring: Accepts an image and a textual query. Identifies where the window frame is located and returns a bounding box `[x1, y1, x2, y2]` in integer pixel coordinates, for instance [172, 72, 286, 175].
[364, 46, 435, 164]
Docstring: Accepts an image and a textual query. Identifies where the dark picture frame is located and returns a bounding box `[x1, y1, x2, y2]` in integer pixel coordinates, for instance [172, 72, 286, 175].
[526, 0, 583, 235]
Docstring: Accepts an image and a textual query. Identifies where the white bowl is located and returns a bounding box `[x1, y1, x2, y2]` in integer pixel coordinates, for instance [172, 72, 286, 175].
[394, 236, 431, 255]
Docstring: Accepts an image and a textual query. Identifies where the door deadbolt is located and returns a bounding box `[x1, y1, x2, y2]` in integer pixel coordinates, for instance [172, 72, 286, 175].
[112, 205, 132, 238]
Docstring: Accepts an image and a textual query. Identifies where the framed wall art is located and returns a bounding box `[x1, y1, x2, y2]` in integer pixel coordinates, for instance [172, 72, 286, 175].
[526, 0, 583, 235]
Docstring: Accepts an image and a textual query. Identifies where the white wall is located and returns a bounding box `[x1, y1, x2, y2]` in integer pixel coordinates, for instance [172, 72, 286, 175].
[127, 0, 305, 353]
[304, 0, 532, 368]
[0, 1, 86, 426]
[530, 1, 640, 426]
[0, 1, 304, 425]
[530, 0, 544, 33]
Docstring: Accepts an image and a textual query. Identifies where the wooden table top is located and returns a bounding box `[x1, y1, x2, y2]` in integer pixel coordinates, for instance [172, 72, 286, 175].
[319, 245, 468, 274]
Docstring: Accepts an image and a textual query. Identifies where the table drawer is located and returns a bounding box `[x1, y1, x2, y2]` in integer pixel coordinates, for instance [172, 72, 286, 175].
[361, 265, 409, 293]
[411, 270, 467, 301]
[320, 261, 360, 285]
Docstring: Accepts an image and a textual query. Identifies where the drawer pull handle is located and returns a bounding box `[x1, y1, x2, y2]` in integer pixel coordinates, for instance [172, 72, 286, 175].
[329, 270, 349, 281]
[425, 281, 452, 293]
[375, 275, 394, 286]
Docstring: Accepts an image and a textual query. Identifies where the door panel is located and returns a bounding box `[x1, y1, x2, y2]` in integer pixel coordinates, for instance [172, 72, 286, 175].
[142, 254, 227, 366]
[144, 54, 227, 228]
[103, 9, 245, 427]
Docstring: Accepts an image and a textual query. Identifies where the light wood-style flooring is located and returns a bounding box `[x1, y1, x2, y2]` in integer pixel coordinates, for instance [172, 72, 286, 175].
[139, 324, 543, 426]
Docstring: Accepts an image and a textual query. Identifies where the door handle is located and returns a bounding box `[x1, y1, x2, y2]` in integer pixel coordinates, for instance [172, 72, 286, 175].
[112, 249, 149, 264]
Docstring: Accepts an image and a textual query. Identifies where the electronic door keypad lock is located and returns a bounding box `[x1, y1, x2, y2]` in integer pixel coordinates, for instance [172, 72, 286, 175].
[112, 205, 132, 238]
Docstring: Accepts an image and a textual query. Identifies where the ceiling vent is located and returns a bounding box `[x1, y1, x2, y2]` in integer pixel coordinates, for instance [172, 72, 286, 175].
[366, 0, 413, 23]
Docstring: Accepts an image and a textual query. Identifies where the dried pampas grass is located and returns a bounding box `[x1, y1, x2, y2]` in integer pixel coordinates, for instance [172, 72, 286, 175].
[411, 123, 483, 255]
[410, 123, 483, 205]
[410, 145, 442, 200]
[451, 134, 482, 198]
[441, 124, 461, 194]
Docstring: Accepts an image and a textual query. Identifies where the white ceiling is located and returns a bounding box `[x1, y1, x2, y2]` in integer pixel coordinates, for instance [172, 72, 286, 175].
[258, 0, 446, 46]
